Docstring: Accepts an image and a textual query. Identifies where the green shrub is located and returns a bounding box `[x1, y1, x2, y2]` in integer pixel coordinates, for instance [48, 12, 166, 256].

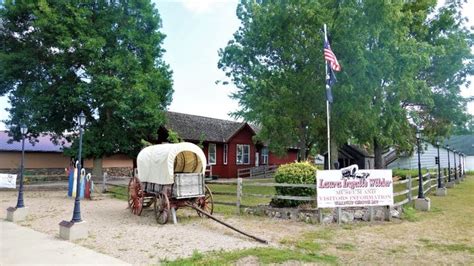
[392, 169, 431, 180]
[270, 162, 317, 208]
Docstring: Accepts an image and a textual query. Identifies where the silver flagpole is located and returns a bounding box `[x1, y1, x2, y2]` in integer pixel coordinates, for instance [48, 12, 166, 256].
[324, 24, 331, 170]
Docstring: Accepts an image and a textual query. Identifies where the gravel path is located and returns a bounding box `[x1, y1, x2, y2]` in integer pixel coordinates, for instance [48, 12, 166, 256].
[0, 191, 312, 265]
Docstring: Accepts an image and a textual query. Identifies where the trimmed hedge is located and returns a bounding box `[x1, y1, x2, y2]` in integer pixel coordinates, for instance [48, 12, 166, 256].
[270, 162, 317, 208]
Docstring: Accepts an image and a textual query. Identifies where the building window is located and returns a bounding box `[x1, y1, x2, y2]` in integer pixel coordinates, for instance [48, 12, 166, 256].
[261, 147, 269, 165]
[223, 144, 228, 165]
[236, 144, 250, 165]
[208, 143, 216, 165]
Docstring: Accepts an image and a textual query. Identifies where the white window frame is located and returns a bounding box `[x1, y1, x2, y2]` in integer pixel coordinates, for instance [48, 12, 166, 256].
[261, 147, 269, 165]
[236, 144, 250, 165]
[208, 143, 216, 165]
[223, 144, 228, 165]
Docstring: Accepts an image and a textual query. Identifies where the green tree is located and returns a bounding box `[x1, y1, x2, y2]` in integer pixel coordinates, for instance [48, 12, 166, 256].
[218, 0, 356, 162]
[220, 0, 472, 168]
[0, 0, 173, 174]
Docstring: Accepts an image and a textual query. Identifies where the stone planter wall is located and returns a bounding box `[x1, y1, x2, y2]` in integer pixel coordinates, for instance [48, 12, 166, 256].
[245, 205, 402, 224]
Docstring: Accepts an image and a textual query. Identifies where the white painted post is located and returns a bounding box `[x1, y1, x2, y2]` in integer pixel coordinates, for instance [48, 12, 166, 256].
[102, 172, 108, 193]
[318, 209, 324, 224]
[236, 178, 242, 215]
[407, 176, 412, 202]
[336, 207, 342, 224]
[368, 206, 374, 222]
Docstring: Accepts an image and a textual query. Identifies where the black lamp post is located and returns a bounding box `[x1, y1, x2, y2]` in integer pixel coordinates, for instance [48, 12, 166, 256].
[436, 141, 442, 189]
[71, 111, 85, 223]
[16, 124, 28, 208]
[447, 145, 451, 183]
[453, 150, 457, 181]
[416, 127, 424, 199]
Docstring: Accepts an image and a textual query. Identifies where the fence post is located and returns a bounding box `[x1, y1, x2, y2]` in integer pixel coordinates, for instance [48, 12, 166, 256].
[407, 175, 412, 203]
[368, 206, 374, 222]
[336, 207, 342, 225]
[384, 205, 391, 221]
[102, 172, 108, 193]
[236, 178, 242, 215]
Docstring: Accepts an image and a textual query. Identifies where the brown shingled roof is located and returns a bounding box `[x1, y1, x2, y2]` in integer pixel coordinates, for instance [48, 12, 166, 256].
[165, 112, 255, 143]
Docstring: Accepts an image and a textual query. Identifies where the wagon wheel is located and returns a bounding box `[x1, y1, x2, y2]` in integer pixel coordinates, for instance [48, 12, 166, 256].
[128, 176, 144, 216]
[197, 185, 214, 217]
[154, 192, 170, 224]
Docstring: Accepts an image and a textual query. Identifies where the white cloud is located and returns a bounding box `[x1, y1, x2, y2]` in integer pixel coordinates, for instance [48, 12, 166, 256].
[181, 0, 227, 14]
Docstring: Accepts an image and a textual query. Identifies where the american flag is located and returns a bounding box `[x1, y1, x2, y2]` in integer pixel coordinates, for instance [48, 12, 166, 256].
[324, 40, 341, 72]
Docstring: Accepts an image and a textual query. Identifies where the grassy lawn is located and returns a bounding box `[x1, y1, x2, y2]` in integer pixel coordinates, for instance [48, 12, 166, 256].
[163, 175, 474, 265]
[108, 175, 474, 264]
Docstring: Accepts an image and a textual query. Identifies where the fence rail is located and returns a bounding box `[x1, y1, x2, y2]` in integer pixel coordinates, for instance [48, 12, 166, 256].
[106, 168, 466, 220]
[209, 168, 465, 214]
[237, 165, 278, 179]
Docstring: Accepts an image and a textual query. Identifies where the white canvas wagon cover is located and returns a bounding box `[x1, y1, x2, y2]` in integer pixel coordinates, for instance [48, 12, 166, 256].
[137, 142, 207, 184]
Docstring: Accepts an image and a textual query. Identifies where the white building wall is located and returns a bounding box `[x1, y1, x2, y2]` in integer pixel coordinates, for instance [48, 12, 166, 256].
[387, 142, 462, 170]
[465, 156, 474, 171]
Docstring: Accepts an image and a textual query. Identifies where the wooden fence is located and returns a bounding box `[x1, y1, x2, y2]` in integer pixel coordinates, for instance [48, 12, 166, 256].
[209, 168, 465, 214]
[237, 165, 278, 179]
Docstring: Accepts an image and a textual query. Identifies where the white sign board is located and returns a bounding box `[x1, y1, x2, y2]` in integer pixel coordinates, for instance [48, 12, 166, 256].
[0, 174, 17, 189]
[316, 165, 393, 208]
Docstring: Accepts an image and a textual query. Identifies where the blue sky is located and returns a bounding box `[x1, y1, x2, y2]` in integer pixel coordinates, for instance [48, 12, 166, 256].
[0, 0, 472, 130]
[155, 0, 240, 120]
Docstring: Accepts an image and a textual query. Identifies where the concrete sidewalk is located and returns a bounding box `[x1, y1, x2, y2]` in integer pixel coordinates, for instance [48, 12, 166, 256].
[0, 220, 129, 265]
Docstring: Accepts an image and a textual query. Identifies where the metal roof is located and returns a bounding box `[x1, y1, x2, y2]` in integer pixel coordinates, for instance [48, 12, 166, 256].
[444, 135, 474, 156]
[0, 131, 69, 153]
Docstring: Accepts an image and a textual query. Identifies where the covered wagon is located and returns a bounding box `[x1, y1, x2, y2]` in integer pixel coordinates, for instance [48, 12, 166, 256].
[128, 142, 213, 224]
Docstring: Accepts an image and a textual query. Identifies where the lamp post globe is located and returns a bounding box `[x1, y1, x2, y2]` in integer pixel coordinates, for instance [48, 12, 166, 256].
[16, 124, 27, 208]
[71, 111, 86, 223]
[436, 141, 442, 189]
[416, 127, 424, 199]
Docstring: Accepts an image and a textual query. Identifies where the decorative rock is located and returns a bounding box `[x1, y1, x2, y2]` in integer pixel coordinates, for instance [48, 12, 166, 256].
[322, 214, 334, 224]
[340, 211, 354, 223]
[390, 209, 400, 219]
[354, 209, 365, 220]
[298, 212, 305, 220]
[375, 209, 385, 221]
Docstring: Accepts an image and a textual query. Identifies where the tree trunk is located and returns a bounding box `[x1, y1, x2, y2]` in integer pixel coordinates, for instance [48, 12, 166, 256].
[92, 157, 103, 181]
[374, 138, 384, 169]
[297, 125, 307, 162]
[297, 139, 307, 162]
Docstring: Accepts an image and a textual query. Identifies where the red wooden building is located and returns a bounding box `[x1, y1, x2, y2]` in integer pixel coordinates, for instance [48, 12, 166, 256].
[157, 112, 298, 178]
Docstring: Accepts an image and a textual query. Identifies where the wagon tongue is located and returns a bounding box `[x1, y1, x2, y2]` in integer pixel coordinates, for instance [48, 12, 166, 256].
[186, 203, 268, 244]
